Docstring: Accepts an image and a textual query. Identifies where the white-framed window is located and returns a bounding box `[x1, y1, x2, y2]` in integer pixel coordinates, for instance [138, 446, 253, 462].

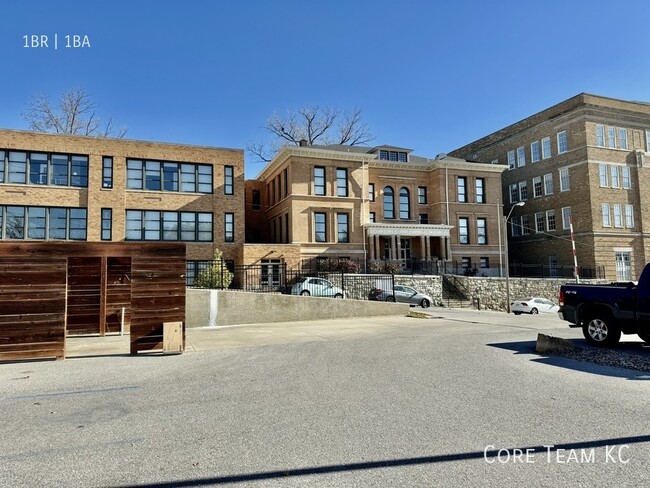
[613, 204, 622, 227]
[544, 173, 553, 195]
[561, 206, 572, 230]
[511, 216, 522, 237]
[521, 214, 530, 235]
[596, 125, 605, 146]
[519, 181, 528, 200]
[622, 167, 631, 189]
[607, 127, 616, 148]
[618, 128, 628, 149]
[546, 210, 556, 231]
[541, 137, 551, 159]
[507, 150, 516, 169]
[509, 183, 519, 203]
[533, 176, 542, 198]
[531, 141, 541, 162]
[517, 146, 526, 167]
[477, 218, 487, 245]
[535, 212, 545, 233]
[625, 204, 634, 228]
[557, 131, 568, 154]
[599, 164, 608, 187]
[559, 168, 570, 191]
[602, 204, 611, 227]
[610, 166, 620, 188]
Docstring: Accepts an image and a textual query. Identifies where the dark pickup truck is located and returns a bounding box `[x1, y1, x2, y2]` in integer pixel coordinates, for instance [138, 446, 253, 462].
[558, 263, 650, 346]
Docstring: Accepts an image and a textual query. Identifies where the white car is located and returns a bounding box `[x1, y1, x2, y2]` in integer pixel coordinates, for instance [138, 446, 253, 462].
[291, 277, 345, 298]
[511, 297, 559, 315]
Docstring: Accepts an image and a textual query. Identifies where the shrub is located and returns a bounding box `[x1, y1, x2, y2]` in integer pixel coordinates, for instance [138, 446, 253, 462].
[193, 249, 234, 289]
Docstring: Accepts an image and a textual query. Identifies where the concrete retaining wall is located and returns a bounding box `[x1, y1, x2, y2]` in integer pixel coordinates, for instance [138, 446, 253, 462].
[186, 289, 409, 327]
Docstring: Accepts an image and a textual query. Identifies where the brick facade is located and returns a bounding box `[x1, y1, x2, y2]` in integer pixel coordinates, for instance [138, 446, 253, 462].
[0, 129, 244, 261]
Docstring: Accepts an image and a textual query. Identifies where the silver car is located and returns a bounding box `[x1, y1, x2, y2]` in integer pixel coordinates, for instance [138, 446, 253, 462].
[291, 277, 345, 298]
[369, 285, 432, 308]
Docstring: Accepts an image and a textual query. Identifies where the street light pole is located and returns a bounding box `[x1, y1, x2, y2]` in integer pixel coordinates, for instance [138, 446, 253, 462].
[504, 201, 525, 313]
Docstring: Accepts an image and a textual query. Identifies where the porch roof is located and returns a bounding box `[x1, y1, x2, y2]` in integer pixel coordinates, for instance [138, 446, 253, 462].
[364, 223, 453, 237]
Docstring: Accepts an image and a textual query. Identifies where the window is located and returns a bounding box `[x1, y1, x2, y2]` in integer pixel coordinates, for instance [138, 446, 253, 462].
[516, 147, 526, 167]
[383, 186, 394, 219]
[521, 214, 530, 235]
[126, 210, 212, 241]
[599, 164, 608, 187]
[477, 218, 487, 244]
[562, 207, 572, 230]
[8, 151, 27, 184]
[546, 210, 556, 231]
[418, 186, 427, 204]
[379, 150, 389, 160]
[224, 165, 234, 195]
[399, 187, 410, 219]
[557, 130, 568, 154]
[511, 216, 522, 237]
[102, 157, 113, 189]
[101, 208, 112, 240]
[475, 178, 485, 203]
[610, 166, 619, 188]
[252, 190, 261, 210]
[337, 213, 349, 243]
[519, 181, 528, 201]
[533, 177, 542, 198]
[507, 150, 516, 169]
[509, 183, 519, 203]
[602, 204, 611, 226]
[0, 206, 87, 241]
[398, 152, 407, 162]
[541, 137, 552, 159]
[607, 127, 616, 148]
[480, 257, 489, 269]
[127, 159, 211, 194]
[613, 204, 623, 227]
[457, 177, 467, 202]
[0, 150, 4, 182]
[622, 167, 631, 189]
[531, 141, 541, 162]
[596, 125, 605, 146]
[461, 257, 471, 270]
[419, 213, 428, 224]
[336, 168, 348, 197]
[29, 153, 47, 185]
[618, 128, 628, 149]
[389, 151, 398, 162]
[224, 213, 234, 242]
[314, 212, 326, 242]
[535, 212, 545, 232]
[458, 217, 469, 244]
[625, 204, 634, 228]
[544, 173, 553, 195]
[559, 168, 570, 191]
[314, 166, 325, 195]
[369, 212, 375, 223]
[368, 183, 375, 201]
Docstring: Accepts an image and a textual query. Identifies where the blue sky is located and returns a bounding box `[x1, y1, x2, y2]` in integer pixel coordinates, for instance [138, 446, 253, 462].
[2, 0, 650, 177]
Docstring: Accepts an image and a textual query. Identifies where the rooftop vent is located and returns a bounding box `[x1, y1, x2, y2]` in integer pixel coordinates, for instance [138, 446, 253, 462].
[435, 153, 447, 160]
[299, 139, 308, 147]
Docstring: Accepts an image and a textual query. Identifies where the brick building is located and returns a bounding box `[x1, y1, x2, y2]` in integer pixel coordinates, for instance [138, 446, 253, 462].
[244, 143, 506, 274]
[451, 93, 650, 280]
[0, 129, 244, 272]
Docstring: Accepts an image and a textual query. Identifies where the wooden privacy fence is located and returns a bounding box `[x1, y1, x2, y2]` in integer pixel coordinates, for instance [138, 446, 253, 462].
[0, 242, 186, 362]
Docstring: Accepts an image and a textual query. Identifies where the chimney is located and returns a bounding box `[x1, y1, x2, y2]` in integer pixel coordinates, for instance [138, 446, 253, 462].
[299, 139, 308, 147]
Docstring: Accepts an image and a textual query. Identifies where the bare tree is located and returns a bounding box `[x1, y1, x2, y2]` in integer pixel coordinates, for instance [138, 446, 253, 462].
[23, 88, 127, 138]
[248, 106, 373, 162]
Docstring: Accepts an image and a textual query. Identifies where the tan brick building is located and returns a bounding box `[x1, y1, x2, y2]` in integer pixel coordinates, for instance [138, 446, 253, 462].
[0, 129, 244, 271]
[245, 144, 506, 274]
[451, 93, 650, 280]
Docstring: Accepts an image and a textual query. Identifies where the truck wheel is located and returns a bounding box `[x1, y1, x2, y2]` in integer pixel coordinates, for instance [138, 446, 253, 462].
[638, 332, 650, 344]
[582, 315, 621, 347]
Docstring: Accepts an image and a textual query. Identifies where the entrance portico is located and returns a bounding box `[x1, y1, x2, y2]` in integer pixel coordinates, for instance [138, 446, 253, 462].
[365, 223, 453, 263]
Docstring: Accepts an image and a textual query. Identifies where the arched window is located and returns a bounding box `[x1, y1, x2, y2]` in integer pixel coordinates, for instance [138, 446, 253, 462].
[383, 186, 394, 219]
[399, 187, 410, 220]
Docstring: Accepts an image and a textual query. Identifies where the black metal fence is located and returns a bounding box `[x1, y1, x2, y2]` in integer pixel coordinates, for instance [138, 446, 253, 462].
[508, 263, 606, 279]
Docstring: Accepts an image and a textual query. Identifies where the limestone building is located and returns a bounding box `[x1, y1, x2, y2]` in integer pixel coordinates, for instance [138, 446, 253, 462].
[0, 129, 244, 271]
[451, 93, 650, 280]
[244, 143, 506, 273]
